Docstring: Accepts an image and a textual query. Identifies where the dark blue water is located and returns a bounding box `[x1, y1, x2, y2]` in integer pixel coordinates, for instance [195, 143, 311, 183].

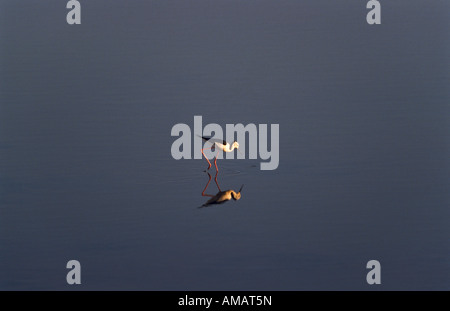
[1, 0, 449, 290]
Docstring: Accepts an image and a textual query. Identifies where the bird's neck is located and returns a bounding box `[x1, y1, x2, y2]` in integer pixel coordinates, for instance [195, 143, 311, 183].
[228, 144, 236, 152]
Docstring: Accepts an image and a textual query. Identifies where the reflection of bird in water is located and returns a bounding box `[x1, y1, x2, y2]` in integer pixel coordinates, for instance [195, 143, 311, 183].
[200, 172, 244, 208]
[200, 136, 240, 172]
[201, 186, 244, 207]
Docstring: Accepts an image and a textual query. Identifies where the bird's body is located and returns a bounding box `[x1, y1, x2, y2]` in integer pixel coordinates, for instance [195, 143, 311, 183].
[200, 136, 240, 171]
[201, 136, 239, 153]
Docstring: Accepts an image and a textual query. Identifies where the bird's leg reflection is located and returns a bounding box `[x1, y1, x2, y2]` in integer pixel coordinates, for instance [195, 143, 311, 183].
[201, 172, 214, 197]
[201, 171, 221, 198]
[199, 171, 244, 208]
[214, 170, 221, 192]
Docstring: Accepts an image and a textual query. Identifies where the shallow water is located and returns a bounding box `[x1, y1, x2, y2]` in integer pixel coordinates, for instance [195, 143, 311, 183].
[0, 0, 449, 290]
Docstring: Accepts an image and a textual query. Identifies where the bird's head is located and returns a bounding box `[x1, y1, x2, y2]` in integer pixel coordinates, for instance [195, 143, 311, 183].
[231, 185, 244, 201]
[232, 141, 239, 149]
[232, 192, 241, 200]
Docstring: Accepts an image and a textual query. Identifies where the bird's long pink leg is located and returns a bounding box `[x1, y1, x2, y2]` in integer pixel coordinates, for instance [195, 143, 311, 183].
[201, 147, 213, 170]
[213, 150, 220, 172]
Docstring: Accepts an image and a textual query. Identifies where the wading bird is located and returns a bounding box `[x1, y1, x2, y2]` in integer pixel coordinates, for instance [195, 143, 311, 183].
[200, 136, 240, 171]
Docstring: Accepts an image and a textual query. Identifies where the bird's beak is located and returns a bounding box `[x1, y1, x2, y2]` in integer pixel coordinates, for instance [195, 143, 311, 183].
[239, 185, 244, 193]
[237, 149, 243, 157]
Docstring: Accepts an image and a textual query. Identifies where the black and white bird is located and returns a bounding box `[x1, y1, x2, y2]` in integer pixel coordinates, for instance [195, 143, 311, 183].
[200, 136, 240, 171]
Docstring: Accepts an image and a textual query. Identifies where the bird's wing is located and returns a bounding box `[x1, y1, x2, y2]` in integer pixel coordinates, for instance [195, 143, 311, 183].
[201, 136, 228, 146]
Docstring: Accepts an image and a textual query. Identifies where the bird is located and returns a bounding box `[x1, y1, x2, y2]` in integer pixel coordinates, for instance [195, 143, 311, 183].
[201, 185, 244, 208]
[199, 136, 240, 171]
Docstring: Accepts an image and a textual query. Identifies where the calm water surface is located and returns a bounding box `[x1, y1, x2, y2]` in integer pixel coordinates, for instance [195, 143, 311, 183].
[0, 0, 449, 290]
